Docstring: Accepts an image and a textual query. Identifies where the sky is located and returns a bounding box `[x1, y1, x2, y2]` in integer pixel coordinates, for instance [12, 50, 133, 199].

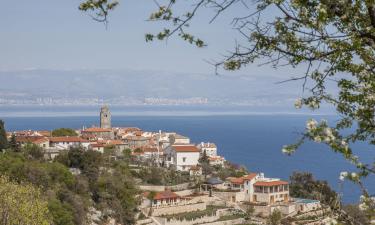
[0, 0, 301, 77]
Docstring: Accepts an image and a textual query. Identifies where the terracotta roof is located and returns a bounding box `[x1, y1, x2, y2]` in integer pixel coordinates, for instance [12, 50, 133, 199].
[243, 173, 258, 181]
[33, 137, 49, 144]
[16, 136, 43, 143]
[124, 136, 149, 141]
[49, 136, 88, 143]
[99, 140, 125, 145]
[91, 143, 105, 148]
[229, 177, 244, 185]
[172, 145, 200, 153]
[82, 127, 112, 132]
[153, 190, 180, 200]
[143, 147, 159, 153]
[254, 180, 289, 186]
[37, 130, 51, 137]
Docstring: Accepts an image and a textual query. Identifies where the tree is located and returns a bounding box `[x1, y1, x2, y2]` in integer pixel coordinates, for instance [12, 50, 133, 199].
[52, 128, 78, 137]
[342, 204, 371, 225]
[0, 176, 51, 225]
[268, 209, 282, 225]
[23, 143, 45, 160]
[78, 0, 375, 211]
[48, 199, 75, 225]
[0, 120, 8, 150]
[146, 191, 156, 216]
[289, 172, 339, 208]
[199, 150, 211, 179]
[9, 134, 20, 152]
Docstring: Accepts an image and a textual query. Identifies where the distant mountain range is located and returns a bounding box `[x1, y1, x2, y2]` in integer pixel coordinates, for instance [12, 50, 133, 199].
[0, 69, 323, 108]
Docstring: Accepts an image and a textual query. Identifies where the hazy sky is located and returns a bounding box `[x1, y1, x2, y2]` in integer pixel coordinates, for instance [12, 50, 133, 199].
[0, 0, 301, 77]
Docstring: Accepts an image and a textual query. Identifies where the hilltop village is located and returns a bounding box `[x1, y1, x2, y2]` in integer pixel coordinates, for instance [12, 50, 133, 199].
[7, 106, 337, 225]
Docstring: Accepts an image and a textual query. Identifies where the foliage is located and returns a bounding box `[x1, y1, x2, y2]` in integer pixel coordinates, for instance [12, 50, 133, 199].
[79, 0, 375, 212]
[199, 150, 212, 178]
[48, 199, 75, 225]
[0, 120, 8, 150]
[23, 143, 45, 160]
[79, 0, 118, 23]
[9, 134, 20, 152]
[342, 204, 371, 225]
[0, 144, 138, 225]
[289, 172, 339, 208]
[52, 128, 78, 137]
[268, 209, 282, 225]
[96, 162, 139, 225]
[0, 176, 51, 225]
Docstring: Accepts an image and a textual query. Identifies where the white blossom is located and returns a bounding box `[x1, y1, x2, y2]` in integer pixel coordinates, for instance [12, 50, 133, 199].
[306, 119, 318, 131]
[294, 98, 302, 109]
[339, 171, 348, 181]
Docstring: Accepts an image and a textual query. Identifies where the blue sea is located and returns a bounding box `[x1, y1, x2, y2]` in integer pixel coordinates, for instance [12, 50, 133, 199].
[1, 105, 374, 204]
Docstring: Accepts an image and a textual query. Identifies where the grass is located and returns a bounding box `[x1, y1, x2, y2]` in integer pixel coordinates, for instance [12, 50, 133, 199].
[216, 213, 246, 221]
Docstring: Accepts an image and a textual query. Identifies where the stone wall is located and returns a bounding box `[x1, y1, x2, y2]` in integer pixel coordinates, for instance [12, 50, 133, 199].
[154, 208, 241, 225]
[139, 182, 191, 192]
[151, 202, 207, 216]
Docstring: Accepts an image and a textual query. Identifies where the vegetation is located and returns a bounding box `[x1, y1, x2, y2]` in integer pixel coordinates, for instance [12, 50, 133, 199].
[342, 204, 371, 225]
[133, 166, 190, 185]
[0, 138, 138, 225]
[52, 128, 78, 137]
[0, 176, 51, 225]
[268, 209, 282, 225]
[164, 205, 227, 221]
[79, 0, 375, 213]
[289, 172, 339, 208]
[198, 150, 211, 179]
[0, 120, 8, 150]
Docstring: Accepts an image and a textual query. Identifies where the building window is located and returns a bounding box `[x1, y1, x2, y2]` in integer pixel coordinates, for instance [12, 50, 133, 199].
[182, 157, 186, 162]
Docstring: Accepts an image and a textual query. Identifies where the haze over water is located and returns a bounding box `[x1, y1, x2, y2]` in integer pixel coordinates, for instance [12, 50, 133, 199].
[1, 105, 374, 204]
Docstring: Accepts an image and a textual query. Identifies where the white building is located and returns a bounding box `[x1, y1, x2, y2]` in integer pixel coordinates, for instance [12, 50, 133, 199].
[197, 142, 217, 157]
[49, 136, 90, 150]
[172, 134, 190, 144]
[164, 145, 200, 171]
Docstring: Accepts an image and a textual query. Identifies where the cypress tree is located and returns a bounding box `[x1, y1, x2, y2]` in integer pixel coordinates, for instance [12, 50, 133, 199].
[0, 120, 9, 150]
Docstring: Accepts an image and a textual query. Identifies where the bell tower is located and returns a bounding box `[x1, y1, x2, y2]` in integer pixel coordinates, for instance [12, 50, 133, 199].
[100, 105, 111, 129]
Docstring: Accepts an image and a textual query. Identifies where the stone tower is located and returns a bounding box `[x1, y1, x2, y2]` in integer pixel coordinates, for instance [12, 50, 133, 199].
[100, 105, 111, 129]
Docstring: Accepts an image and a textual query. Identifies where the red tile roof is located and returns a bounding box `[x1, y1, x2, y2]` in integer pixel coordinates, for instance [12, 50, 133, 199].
[49, 136, 88, 143]
[82, 127, 112, 132]
[243, 173, 258, 181]
[172, 145, 200, 153]
[153, 190, 180, 200]
[16, 136, 45, 143]
[143, 147, 159, 153]
[229, 177, 245, 185]
[254, 180, 288, 186]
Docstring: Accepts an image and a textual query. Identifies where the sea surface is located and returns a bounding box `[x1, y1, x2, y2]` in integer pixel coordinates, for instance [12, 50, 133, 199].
[1, 105, 374, 204]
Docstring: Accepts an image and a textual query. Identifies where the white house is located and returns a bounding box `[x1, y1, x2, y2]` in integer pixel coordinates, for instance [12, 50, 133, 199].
[197, 142, 217, 157]
[172, 134, 190, 144]
[164, 145, 200, 171]
[49, 136, 90, 150]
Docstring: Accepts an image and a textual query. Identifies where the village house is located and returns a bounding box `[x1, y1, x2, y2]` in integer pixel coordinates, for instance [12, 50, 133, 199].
[208, 155, 225, 166]
[123, 135, 150, 149]
[172, 133, 190, 144]
[49, 136, 90, 150]
[15, 136, 50, 148]
[197, 142, 217, 157]
[90, 143, 105, 153]
[164, 145, 200, 171]
[252, 180, 289, 204]
[81, 127, 114, 140]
